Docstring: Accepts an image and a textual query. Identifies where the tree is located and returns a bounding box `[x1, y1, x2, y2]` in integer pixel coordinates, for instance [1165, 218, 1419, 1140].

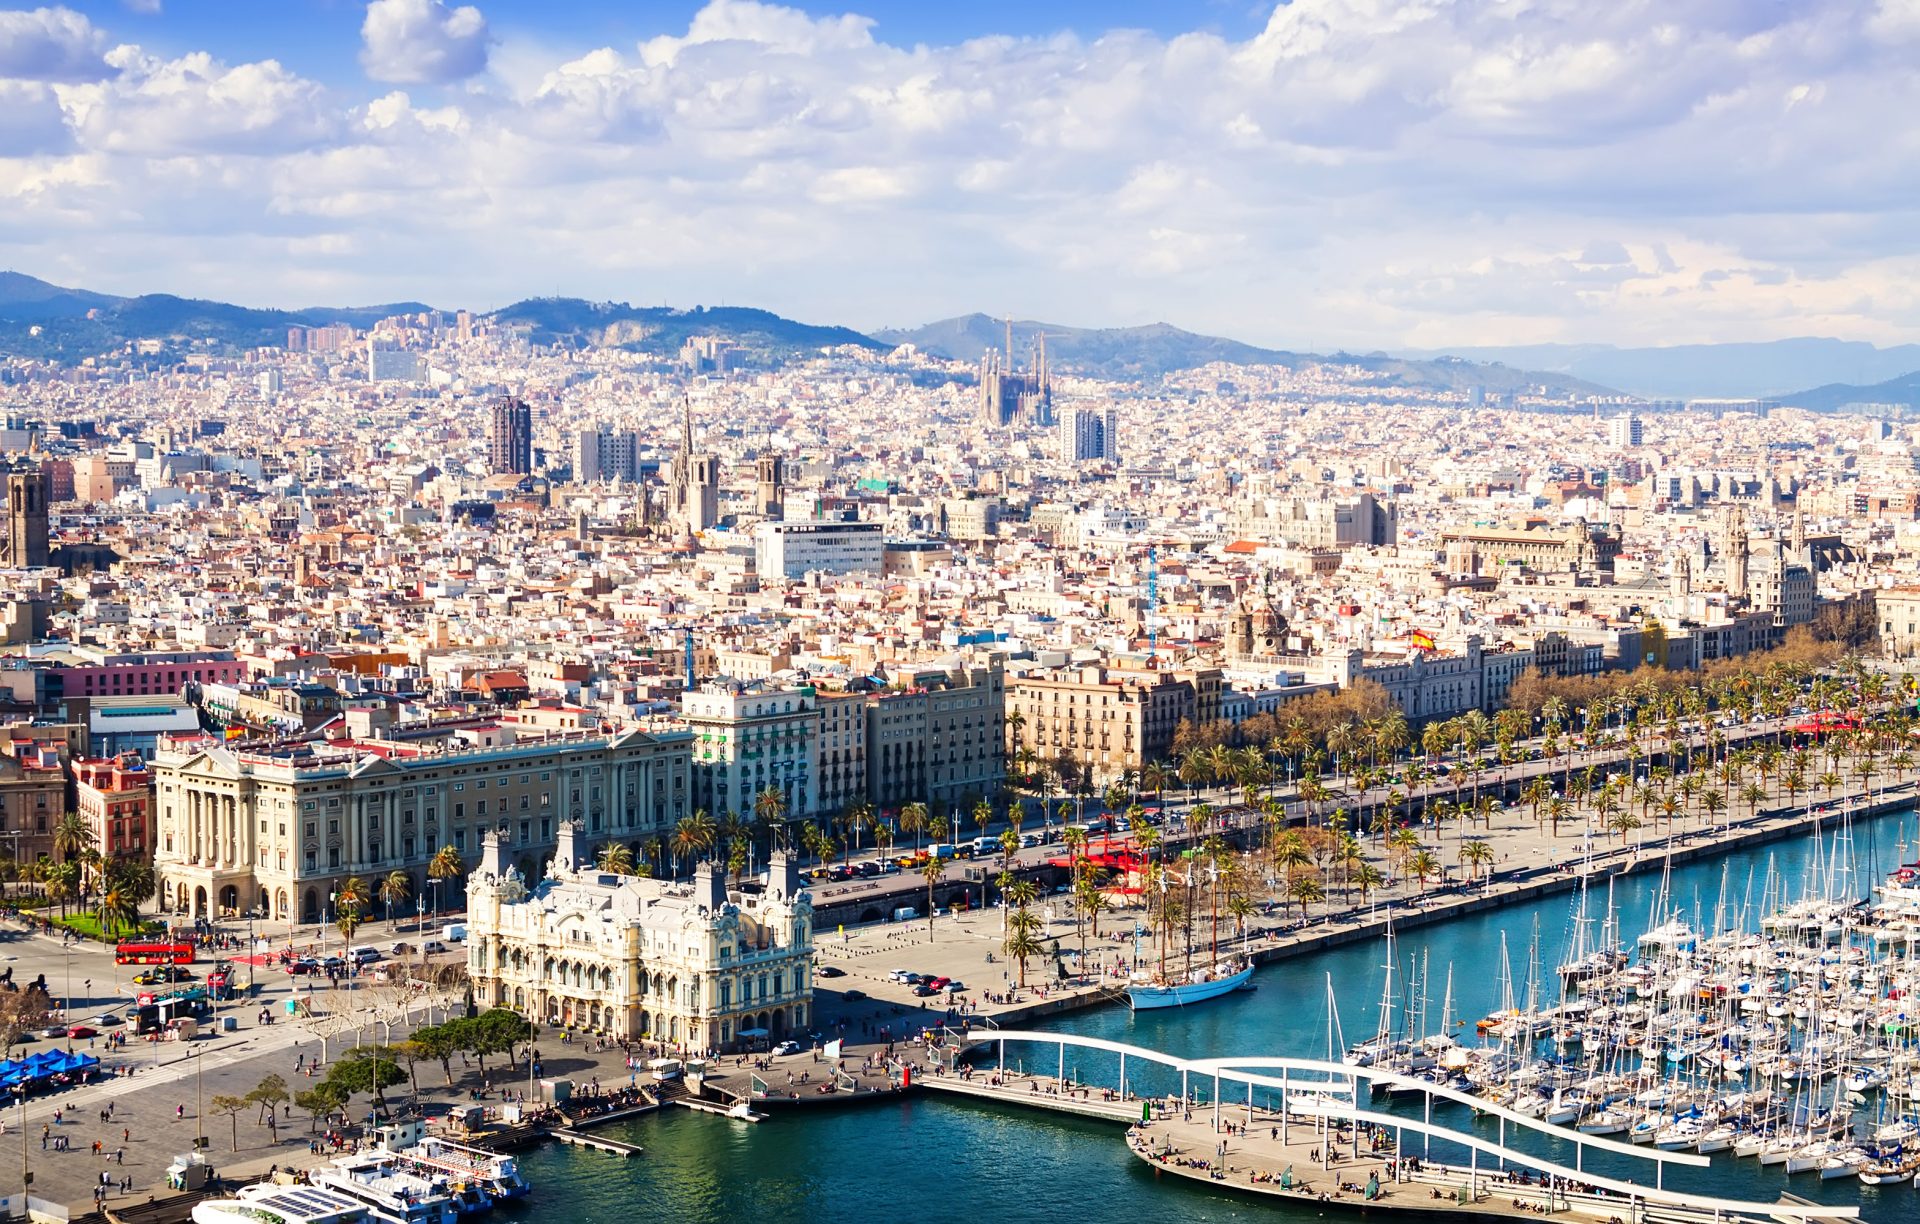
[673, 810, 718, 875]
[294, 1083, 347, 1133]
[378, 871, 412, 923]
[95, 882, 141, 939]
[1003, 906, 1043, 988]
[325, 1046, 408, 1115]
[210, 1093, 250, 1152]
[1460, 839, 1495, 883]
[471, 1009, 534, 1069]
[899, 801, 929, 852]
[409, 1021, 467, 1086]
[920, 856, 944, 942]
[596, 842, 635, 875]
[1406, 849, 1441, 892]
[248, 1073, 291, 1127]
[1286, 873, 1325, 918]
[52, 812, 93, 867]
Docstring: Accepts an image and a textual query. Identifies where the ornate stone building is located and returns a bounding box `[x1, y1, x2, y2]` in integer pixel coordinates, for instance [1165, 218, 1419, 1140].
[466, 824, 814, 1050]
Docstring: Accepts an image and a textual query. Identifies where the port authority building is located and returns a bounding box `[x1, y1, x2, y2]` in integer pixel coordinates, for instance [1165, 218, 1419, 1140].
[466, 823, 814, 1050]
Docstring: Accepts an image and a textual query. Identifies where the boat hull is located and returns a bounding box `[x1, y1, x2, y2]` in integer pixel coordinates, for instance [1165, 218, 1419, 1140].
[1129, 964, 1255, 1010]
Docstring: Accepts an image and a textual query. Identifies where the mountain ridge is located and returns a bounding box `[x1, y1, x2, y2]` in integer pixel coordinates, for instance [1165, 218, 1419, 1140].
[1394, 337, 1920, 400]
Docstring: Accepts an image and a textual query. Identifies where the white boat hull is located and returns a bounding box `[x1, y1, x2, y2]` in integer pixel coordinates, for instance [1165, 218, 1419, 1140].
[1129, 963, 1255, 1010]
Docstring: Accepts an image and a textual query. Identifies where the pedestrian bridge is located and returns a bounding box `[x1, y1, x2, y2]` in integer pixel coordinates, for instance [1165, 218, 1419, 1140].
[919, 1029, 1856, 1224]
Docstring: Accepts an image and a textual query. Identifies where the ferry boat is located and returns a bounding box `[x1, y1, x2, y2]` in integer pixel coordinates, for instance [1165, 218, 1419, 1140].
[193, 1184, 376, 1224]
[398, 1135, 533, 1202]
[308, 1152, 459, 1224]
[1127, 960, 1253, 1009]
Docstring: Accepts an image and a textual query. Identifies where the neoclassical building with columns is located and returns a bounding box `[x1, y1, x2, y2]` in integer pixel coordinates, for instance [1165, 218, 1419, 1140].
[465, 823, 814, 1050]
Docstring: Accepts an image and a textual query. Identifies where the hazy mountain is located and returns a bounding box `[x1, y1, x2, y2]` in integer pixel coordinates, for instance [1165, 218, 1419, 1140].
[488, 298, 884, 361]
[0, 271, 434, 360]
[1779, 370, 1920, 413]
[1395, 338, 1920, 400]
[876, 313, 1614, 394]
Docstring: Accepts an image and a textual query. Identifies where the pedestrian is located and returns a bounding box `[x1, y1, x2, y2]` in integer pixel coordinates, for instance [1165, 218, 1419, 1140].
[176, 1103, 184, 1121]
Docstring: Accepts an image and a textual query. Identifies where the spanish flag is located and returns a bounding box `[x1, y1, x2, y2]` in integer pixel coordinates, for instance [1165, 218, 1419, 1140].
[1411, 630, 1436, 651]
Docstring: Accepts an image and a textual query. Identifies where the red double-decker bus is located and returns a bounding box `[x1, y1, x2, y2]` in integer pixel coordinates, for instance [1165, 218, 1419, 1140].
[115, 941, 196, 966]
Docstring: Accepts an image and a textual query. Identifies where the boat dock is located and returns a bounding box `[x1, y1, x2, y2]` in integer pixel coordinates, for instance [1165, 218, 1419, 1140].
[547, 1129, 644, 1157]
[913, 1030, 1862, 1224]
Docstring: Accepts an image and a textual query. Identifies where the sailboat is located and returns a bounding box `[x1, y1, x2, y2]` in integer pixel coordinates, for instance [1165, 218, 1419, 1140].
[1128, 858, 1253, 1009]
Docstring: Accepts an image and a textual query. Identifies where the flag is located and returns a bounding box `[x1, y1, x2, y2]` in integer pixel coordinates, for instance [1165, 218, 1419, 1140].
[1411, 630, 1436, 651]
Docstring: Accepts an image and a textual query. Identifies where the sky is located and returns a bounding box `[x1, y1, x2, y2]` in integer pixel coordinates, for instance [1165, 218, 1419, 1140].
[2, 0, 1920, 350]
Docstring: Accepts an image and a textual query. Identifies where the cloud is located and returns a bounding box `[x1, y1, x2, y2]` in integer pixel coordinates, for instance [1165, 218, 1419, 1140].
[360, 0, 490, 85]
[0, 5, 111, 81]
[6, 0, 1920, 347]
[59, 46, 338, 155]
[122, 0, 161, 13]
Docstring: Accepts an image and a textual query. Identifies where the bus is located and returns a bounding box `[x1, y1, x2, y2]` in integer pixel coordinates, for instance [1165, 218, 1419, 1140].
[115, 941, 196, 966]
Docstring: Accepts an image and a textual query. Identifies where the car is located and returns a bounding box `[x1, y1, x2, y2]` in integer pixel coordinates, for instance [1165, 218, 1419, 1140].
[771, 1040, 800, 1056]
[911, 984, 936, 997]
[66, 1025, 98, 1039]
[925, 976, 950, 991]
[942, 980, 965, 993]
[816, 965, 846, 978]
[842, 989, 868, 1001]
[320, 955, 345, 970]
[286, 958, 320, 975]
[132, 967, 194, 986]
[856, 861, 880, 878]
[421, 940, 450, 955]
[42, 1024, 69, 1038]
[886, 969, 912, 983]
[90, 1013, 123, 1028]
[900, 972, 923, 984]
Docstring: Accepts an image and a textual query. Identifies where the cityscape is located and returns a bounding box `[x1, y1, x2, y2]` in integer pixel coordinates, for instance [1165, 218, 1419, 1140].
[3, 2, 1920, 1224]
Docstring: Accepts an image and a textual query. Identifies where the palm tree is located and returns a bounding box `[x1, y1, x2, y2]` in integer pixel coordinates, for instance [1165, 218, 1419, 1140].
[94, 883, 140, 940]
[919, 856, 944, 942]
[1406, 849, 1441, 892]
[53, 812, 93, 870]
[595, 842, 634, 875]
[335, 874, 370, 915]
[1286, 873, 1324, 919]
[1350, 861, 1385, 903]
[1460, 839, 1494, 883]
[426, 846, 463, 924]
[377, 871, 411, 924]
[1003, 909, 1044, 989]
[753, 786, 789, 850]
[1073, 873, 1109, 958]
[898, 801, 929, 853]
[673, 809, 718, 875]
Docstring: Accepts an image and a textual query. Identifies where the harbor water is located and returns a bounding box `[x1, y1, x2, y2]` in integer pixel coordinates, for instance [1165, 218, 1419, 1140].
[505, 810, 1920, 1223]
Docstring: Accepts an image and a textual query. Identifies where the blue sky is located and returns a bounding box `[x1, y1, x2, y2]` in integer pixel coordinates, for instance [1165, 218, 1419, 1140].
[2, 1, 1919, 349]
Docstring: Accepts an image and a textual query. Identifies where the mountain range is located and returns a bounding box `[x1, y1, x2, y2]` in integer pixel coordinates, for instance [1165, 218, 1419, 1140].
[1393, 338, 1920, 402]
[5, 270, 1919, 407]
[872, 313, 1613, 394]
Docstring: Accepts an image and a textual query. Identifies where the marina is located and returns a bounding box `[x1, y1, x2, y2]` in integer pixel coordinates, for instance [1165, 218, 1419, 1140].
[498, 802, 1920, 1224]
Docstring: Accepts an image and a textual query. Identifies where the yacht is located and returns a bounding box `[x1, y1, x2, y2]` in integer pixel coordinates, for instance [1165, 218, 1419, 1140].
[193, 1184, 374, 1224]
[399, 1136, 532, 1202]
[308, 1152, 458, 1224]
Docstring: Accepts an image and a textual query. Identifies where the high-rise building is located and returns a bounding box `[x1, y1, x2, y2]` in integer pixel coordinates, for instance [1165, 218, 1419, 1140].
[1060, 407, 1119, 464]
[1, 469, 49, 568]
[1609, 413, 1643, 448]
[574, 429, 640, 483]
[489, 397, 533, 475]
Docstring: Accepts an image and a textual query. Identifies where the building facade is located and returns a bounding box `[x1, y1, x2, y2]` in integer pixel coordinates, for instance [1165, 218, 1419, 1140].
[682, 682, 820, 822]
[1008, 664, 1222, 783]
[151, 721, 693, 924]
[865, 657, 1006, 809]
[466, 825, 813, 1049]
[753, 519, 884, 581]
[488, 397, 533, 476]
[74, 754, 155, 861]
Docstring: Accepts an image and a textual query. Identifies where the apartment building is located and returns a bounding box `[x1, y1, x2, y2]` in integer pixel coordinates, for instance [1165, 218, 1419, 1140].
[864, 657, 1006, 809]
[1008, 664, 1222, 783]
[74, 753, 155, 861]
[682, 682, 821, 823]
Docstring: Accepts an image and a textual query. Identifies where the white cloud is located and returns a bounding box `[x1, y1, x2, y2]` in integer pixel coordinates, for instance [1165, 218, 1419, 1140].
[58, 46, 337, 156]
[0, 5, 111, 81]
[5, 0, 1920, 347]
[360, 0, 490, 85]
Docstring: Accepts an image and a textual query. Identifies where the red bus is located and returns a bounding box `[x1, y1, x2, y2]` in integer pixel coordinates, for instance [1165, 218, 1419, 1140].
[115, 941, 196, 966]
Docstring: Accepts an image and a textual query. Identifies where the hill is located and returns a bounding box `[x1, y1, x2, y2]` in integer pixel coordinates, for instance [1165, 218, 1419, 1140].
[0, 271, 434, 361]
[489, 298, 885, 361]
[1778, 369, 1920, 413]
[877, 313, 1612, 394]
[1394, 338, 1920, 400]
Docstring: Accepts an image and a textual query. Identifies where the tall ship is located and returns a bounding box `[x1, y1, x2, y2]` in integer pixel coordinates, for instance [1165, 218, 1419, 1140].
[1127, 859, 1254, 1009]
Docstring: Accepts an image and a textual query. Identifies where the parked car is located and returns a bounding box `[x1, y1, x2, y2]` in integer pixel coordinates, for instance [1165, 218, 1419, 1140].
[842, 989, 868, 1002]
[420, 940, 450, 955]
[887, 969, 913, 983]
[771, 1040, 800, 1057]
[286, 958, 321, 975]
[90, 1013, 124, 1028]
[816, 965, 846, 978]
[911, 984, 936, 997]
